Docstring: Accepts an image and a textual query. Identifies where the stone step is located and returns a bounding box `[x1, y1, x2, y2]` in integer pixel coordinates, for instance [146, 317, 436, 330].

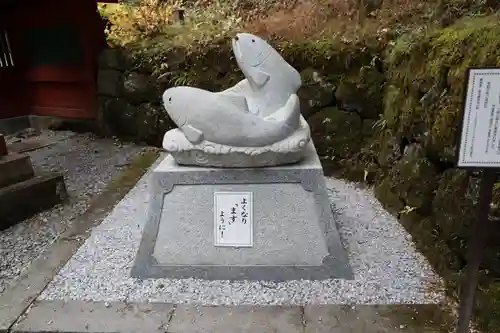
[0, 172, 67, 231]
[0, 152, 35, 188]
[0, 134, 7, 156]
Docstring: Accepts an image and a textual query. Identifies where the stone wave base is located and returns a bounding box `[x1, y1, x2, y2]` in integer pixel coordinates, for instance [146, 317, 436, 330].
[162, 117, 311, 168]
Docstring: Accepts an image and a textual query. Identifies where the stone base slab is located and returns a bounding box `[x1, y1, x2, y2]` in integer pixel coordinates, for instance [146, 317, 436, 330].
[131, 142, 352, 281]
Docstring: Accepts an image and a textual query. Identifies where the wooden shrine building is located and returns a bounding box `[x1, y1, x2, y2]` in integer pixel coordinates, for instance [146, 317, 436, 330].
[0, 0, 115, 133]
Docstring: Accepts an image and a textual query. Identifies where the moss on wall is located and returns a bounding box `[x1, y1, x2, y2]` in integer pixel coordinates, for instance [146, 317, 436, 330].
[371, 14, 500, 331]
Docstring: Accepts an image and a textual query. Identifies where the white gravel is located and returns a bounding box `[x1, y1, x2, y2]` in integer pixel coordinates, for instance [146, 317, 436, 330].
[0, 131, 144, 295]
[39, 159, 445, 305]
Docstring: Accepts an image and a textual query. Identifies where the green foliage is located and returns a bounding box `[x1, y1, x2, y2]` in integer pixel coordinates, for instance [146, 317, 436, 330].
[165, 71, 196, 86]
[104, 0, 178, 43]
[372, 13, 500, 333]
[97, 3, 119, 18]
[105, 0, 242, 52]
[429, 14, 500, 84]
[476, 281, 500, 332]
[372, 115, 388, 132]
[381, 14, 500, 160]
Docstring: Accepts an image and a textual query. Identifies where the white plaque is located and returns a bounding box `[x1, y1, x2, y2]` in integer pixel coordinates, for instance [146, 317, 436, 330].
[458, 68, 500, 167]
[214, 192, 253, 247]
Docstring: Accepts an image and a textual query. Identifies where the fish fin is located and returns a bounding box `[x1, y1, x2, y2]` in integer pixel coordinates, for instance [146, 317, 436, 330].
[264, 94, 300, 129]
[221, 79, 250, 95]
[248, 67, 270, 87]
[217, 92, 250, 113]
[182, 125, 204, 144]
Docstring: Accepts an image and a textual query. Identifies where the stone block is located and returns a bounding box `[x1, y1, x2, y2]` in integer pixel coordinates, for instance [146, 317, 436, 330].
[304, 305, 442, 333]
[12, 301, 174, 333]
[99, 97, 139, 137]
[168, 305, 303, 333]
[98, 48, 127, 71]
[131, 142, 352, 281]
[97, 69, 124, 98]
[0, 152, 34, 188]
[0, 117, 32, 136]
[0, 172, 67, 230]
[123, 72, 158, 104]
[0, 134, 6, 156]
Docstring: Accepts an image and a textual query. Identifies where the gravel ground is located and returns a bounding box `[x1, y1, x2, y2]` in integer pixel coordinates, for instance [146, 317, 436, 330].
[0, 130, 144, 295]
[39, 160, 445, 305]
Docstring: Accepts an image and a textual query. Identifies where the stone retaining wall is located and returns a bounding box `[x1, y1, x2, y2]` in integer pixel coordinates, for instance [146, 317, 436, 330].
[97, 48, 175, 145]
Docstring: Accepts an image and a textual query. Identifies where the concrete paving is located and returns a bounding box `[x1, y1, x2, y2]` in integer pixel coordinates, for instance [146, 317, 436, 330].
[10, 301, 454, 333]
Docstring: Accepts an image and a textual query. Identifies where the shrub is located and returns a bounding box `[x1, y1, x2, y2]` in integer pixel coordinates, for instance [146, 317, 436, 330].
[103, 0, 243, 51]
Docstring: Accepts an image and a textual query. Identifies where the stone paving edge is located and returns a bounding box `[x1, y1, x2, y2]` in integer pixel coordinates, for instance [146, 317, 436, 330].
[10, 301, 306, 333]
[8, 301, 456, 333]
[0, 148, 160, 333]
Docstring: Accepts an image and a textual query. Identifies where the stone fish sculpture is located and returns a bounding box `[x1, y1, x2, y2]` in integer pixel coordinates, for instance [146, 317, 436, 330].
[228, 32, 302, 118]
[163, 86, 300, 147]
[162, 32, 311, 168]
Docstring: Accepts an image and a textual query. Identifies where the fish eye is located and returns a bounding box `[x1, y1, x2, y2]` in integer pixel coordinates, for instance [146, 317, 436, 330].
[169, 97, 172, 102]
[252, 39, 255, 42]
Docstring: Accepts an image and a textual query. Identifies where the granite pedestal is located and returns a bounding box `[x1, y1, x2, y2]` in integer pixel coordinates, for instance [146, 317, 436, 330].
[131, 142, 352, 281]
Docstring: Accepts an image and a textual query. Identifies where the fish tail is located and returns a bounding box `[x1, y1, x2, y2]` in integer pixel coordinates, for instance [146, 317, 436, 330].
[263, 94, 301, 130]
[282, 94, 301, 130]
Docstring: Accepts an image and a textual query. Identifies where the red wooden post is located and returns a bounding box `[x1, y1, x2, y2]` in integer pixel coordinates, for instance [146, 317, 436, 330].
[0, 134, 7, 156]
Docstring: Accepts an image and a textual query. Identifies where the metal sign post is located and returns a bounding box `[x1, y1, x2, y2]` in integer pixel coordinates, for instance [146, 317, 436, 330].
[455, 67, 500, 333]
[455, 169, 495, 333]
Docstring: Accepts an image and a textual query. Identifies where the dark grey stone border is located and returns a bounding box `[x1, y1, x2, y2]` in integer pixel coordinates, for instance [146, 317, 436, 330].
[131, 144, 353, 281]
